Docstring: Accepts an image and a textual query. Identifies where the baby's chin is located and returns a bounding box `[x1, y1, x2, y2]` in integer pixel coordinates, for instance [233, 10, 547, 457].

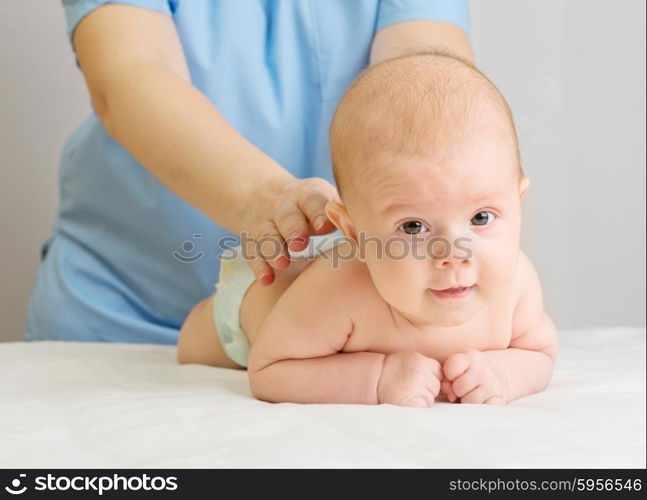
[414, 297, 486, 328]
[427, 310, 480, 327]
[384, 304, 482, 329]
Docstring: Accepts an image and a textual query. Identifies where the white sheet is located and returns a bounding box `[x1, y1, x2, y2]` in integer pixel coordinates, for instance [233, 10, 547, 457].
[1, 327, 644, 468]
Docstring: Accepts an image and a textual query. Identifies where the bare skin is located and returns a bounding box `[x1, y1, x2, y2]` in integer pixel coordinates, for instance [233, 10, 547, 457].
[178, 54, 558, 408]
[177, 258, 312, 370]
[178, 235, 556, 407]
[178, 149, 558, 407]
[176, 21, 561, 408]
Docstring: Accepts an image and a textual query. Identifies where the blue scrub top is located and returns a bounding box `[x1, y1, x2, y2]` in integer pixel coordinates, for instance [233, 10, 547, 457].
[26, 0, 470, 344]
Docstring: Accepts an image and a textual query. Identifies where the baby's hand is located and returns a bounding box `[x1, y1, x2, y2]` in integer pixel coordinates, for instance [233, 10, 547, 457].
[377, 352, 442, 407]
[441, 350, 509, 404]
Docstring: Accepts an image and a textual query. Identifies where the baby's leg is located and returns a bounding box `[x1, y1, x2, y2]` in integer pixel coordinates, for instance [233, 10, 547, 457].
[177, 295, 241, 368]
[177, 259, 311, 368]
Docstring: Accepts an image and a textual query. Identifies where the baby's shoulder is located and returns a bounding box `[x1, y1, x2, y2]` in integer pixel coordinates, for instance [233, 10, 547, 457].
[509, 250, 545, 328]
[511, 250, 541, 299]
[294, 240, 377, 299]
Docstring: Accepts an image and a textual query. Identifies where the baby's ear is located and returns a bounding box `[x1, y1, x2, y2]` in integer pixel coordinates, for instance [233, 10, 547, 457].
[519, 176, 531, 199]
[325, 200, 357, 241]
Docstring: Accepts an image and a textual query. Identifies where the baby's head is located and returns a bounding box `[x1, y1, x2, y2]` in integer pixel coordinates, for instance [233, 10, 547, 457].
[326, 51, 530, 327]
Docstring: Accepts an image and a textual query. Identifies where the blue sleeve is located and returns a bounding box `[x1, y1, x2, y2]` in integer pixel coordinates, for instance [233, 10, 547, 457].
[61, 0, 175, 43]
[376, 0, 471, 35]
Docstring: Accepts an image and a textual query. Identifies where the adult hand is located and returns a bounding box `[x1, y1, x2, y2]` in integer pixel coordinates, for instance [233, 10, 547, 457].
[240, 176, 339, 285]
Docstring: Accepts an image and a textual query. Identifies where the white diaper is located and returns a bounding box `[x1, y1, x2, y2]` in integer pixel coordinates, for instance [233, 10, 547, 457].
[212, 234, 342, 367]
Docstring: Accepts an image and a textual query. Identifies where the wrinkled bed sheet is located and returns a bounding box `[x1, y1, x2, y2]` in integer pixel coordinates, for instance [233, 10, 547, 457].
[1, 327, 644, 468]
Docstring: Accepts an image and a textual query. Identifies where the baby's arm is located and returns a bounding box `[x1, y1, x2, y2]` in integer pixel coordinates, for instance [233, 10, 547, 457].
[497, 253, 558, 401]
[247, 258, 385, 404]
[248, 256, 443, 406]
[443, 252, 558, 404]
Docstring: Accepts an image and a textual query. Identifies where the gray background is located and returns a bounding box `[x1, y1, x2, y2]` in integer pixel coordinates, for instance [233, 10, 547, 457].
[1, 0, 645, 342]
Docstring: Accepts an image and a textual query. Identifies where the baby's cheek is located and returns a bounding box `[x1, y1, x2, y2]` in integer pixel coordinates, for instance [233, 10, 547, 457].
[480, 246, 517, 285]
[369, 256, 425, 302]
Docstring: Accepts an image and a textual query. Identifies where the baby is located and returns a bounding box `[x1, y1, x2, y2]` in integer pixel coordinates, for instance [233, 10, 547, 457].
[177, 51, 558, 407]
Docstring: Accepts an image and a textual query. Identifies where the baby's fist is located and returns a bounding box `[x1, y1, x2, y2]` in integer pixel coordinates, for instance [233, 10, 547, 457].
[377, 352, 442, 407]
[442, 350, 509, 404]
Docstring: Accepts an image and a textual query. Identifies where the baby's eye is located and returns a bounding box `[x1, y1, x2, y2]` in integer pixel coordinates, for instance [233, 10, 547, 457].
[471, 211, 496, 226]
[398, 220, 429, 235]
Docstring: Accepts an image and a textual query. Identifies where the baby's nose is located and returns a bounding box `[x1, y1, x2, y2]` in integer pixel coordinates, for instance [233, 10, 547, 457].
[429, 238, 471, 268]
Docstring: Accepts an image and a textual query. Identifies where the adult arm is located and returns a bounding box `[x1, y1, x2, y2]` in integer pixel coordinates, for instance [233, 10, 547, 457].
[370, 19, 474, 66]
[72, 4, 337, 282]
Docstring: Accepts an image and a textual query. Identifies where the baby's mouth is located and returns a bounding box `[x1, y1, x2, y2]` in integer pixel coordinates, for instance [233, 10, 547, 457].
[429, 285, 474, 300]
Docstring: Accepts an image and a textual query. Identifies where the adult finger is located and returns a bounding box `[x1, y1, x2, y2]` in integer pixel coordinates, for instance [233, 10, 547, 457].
[297, 179, 339, 234]
[246, 254, 275, 285]
[297, 191, 332, 232]
[258, 223, 291, 270]
[244, 223, 288, 284]
[274, 199, 310, 252]
[239, 227, 275, 284]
